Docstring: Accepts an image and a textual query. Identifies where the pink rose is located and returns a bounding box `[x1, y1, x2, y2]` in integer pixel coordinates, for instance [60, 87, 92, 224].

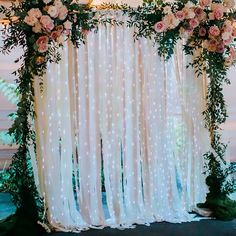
[199, 27, 207, 36]
[175, 11, 185, 21]
[48, 6, 59, 18]
[28, 8, 42, 19]
[63, 20, 72, 30]
[224, 0, 235, 9]
[207, 39, 218, 52]
[40, 15, 54, 32]
[154, 21, 166, 33]
[194, 7, 207, 20]
[163, 14, 180, 29]
[212, 4, 224, 20]
[36, 35, 49, 53]
[232, 28, 236, 37]
[24, 15, 38, 26]
[58, 6, 68, 20]
[50, 31, 60, 41]
[208, 12, 215, 20]
[224, 35, 233, 45]
[183, 8, 195, 19]
[209, 25, 220, 37]
[189, 18, 199, 28]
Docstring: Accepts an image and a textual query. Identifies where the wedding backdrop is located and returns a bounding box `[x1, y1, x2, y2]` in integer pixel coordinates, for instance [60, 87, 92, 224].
[1, 0, 236, 234]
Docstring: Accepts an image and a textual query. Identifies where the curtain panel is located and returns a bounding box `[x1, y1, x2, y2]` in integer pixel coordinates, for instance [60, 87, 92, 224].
[33, 12, 209, 232]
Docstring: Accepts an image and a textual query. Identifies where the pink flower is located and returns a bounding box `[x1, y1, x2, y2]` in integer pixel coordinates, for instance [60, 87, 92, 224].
[28, 8, 42, 19]
[222, 31, 232, 40]
[58, 6, 68, 20]
[48, 5, 59, 18]
[56, 25, 64, 33]
[189, 18, 199, 28]
[40, 15, 54, 32]
[200, 0, 212, 8]
[232, 28, 236, 37]
[224, 35, 233, 45]
[175, 11, 185, 21]
[216, 42, 225, 53]
[209, 25, 220, 37]
[154, 21, 166, 33]
[163, 14, 180, 29]
[208, 12, 215, 20]
[50, 31, 60, 41]
[54, 0, 63, 8]
[163, 6, 172, 14]
[207, 39, 218, 52]
[183, 7, 195, 19]
[224, 0, 235, 9]
[212, 4, 224, 20]
[63, 20, 72, 30]
[24, 15, 38, 26]
[36, 36, 49, 53]
[199, 27, 207, 36]
[194, 7, 207, 20]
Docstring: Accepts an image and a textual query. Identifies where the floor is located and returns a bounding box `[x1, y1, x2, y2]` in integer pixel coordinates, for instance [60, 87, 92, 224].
[1, 193, 236, 236]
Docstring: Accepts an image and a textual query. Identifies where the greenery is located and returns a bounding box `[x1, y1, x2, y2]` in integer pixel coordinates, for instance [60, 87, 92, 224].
[0, 0, 236, 234]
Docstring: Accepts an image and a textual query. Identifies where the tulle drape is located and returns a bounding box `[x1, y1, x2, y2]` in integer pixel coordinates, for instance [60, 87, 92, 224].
[33, 12, 209, 232]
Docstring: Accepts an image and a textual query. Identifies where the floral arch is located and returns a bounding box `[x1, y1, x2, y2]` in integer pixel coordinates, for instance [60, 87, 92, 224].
[1, 0, 236, 234]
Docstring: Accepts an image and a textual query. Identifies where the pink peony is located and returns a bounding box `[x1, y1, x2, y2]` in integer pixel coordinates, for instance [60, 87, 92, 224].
[212, 4, 224, 20]
[40, 15, 54, 32]
[175, 10, 185, 21]
[24, 15, 38, 26]
[199, 27, 207, 36]
[209, 25, 220, 37]
[189, 18, 199, 28]
[28, 8, 42, 19]
[154, 21, 166, 33]
[36, 35, 49, 53]
[58, 6, 68, 20]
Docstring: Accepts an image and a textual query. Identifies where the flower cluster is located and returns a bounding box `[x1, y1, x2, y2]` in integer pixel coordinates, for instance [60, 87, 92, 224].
[23, 0, 73, 63]
[154, 0, 236, 65]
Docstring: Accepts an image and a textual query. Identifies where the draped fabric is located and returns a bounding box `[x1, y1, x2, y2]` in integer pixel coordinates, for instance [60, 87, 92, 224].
[33, 12, 209, 232]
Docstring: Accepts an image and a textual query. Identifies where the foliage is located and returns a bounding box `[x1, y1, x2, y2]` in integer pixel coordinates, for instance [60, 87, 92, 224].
[0, 2, 236, 234]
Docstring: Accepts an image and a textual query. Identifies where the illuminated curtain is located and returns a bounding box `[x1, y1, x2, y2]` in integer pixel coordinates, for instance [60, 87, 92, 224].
[33, 12, 209, 232]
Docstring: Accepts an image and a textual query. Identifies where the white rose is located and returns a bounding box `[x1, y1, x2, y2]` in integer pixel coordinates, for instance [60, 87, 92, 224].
[63, 20, 72, 30]
[48, 6, 59, 18]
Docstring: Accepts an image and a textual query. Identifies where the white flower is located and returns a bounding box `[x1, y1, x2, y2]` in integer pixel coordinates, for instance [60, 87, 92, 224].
[71, 0, 91, 4]
[24, 15, 38, 26]
[163, 6, 172, 14]
[63, 20, 72, 30]
[43, 0, 52, 4]
[28, 8, 42, 19]
[48, 5, 59, 18]
[222, 31, 232, 40]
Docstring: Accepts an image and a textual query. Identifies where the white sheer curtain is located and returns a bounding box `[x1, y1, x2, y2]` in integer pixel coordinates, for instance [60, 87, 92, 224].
[33, 12, 209, 232]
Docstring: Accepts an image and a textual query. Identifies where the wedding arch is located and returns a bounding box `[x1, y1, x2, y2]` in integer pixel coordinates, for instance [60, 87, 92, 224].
[1, 0, 236, 234]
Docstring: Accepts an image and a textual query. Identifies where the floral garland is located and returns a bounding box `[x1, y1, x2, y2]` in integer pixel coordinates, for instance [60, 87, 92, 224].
[0, 0, 236, 233]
